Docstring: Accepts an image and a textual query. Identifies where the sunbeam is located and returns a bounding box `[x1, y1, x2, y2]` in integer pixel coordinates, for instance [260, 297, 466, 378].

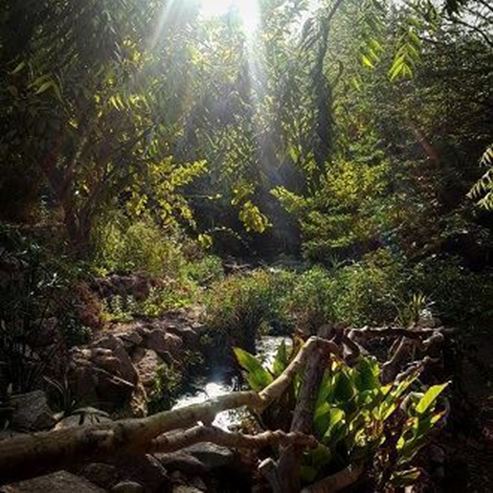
[201, 0, 260, 33]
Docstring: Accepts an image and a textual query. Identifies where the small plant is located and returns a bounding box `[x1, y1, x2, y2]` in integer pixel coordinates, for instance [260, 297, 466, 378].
[397, 293, 430, 327]
[148, 362, 183, 414]
[181, 255, 224, 286]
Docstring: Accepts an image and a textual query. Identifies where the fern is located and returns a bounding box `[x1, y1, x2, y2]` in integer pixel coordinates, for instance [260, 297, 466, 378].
[389, 17, 423, 80]
[468, 145, 493, 210]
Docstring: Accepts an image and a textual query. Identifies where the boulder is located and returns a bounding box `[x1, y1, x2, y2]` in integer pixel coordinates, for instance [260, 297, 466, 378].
[1, 471, 105, 493]
[69, 357, 135, 411]
[93, 335, 139, 385]
[9, 391, 55, 431]
[68, 336, 142, 413]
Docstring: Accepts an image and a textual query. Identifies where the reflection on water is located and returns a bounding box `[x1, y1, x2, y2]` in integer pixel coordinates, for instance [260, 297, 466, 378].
[172, 336, 291, 429]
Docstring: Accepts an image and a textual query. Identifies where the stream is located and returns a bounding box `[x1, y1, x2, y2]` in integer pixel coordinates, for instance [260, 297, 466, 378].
[172, 336, 291, 429]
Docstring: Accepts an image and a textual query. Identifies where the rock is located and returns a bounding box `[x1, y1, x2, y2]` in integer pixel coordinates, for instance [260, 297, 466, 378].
[94, 335, 139, 385]
[163, 333, 183, 353]
[182, 443, 235, 470]
[68, 337, 140, 413]
[112, 455, 169, 493]
[117, 330, 144, 350]
[142, 329, 169, 354]
[79, 462, 120, 489]
[172, 486, 204, 493]
[157, 452, 208, 475]
[111, 481, 145, 493]
[167, 326, 198, 347]
[1, 471, 105, 493]
[9, 391, 55, 431]
[135, 350, 162, 389]
[69, 358, 135, 411]
[55, 408, 111, 429]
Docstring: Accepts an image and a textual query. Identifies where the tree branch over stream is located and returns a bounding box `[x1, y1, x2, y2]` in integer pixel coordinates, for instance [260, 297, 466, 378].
[0, 326, 445, 489]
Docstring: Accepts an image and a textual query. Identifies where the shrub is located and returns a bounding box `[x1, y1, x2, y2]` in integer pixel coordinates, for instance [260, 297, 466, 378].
[285, 266, 337, 334]
[411, 255, 493, 325]
[181, 255, 224, 286]
[333, 249, 408, 326]
[92, 214, 186, 276]
[206, 269, 296, 355]
[0, 226, 90, 395]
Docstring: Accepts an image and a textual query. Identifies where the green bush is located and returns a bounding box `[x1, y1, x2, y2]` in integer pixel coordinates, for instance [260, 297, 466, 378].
[0, 226, 90, 394]
[284, 249, 493, 330]
[333, 249, 408, 326]
[93, 215, 186, 276]
[206, 269, 296, 354]
[286, 266, 337, 333]
[411, 255, 493, 325]
[181, 255, 224, 286]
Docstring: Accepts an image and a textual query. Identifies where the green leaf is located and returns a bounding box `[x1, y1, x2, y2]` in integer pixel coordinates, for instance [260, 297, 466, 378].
[415, 383, 449, 415]
[362, 54, 375, 69]
[233, 347, 273, 391]
[300, 465, 318, 483]
[272, 340, 289, 377]
[322, 408, 346, 445]
[354, 357, 380, 392]
[333, 370, 354, 403]
[11, 61, 26, 74]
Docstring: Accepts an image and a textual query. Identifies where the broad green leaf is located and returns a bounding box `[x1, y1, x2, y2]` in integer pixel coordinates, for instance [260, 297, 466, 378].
[333, 370, 354, 403]
[354, 357, 380, 392]
[415, 383, 448, 415]
[233, 347, 273, 391]
[272, 340, 289, 377]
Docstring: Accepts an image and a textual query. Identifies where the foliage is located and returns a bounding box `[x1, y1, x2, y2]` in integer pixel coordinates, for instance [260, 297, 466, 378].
[180, 255, 224, 286]
[205, 269, 296, 354]
[468, 144, 493, 210]
[236, 343, 449, 488]
[92, 214, 187, 276]
[147, 361, 183, 414]
[0, 226, 89, 396]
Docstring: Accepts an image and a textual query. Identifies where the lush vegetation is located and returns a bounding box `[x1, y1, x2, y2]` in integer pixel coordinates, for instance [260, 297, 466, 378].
[0, 0, 492, 490]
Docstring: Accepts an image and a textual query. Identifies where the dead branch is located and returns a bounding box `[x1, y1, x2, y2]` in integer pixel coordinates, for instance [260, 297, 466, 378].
[347, 326, 444, 341]
[149, 425, 317, 453]
[267, 328, 336, 493]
